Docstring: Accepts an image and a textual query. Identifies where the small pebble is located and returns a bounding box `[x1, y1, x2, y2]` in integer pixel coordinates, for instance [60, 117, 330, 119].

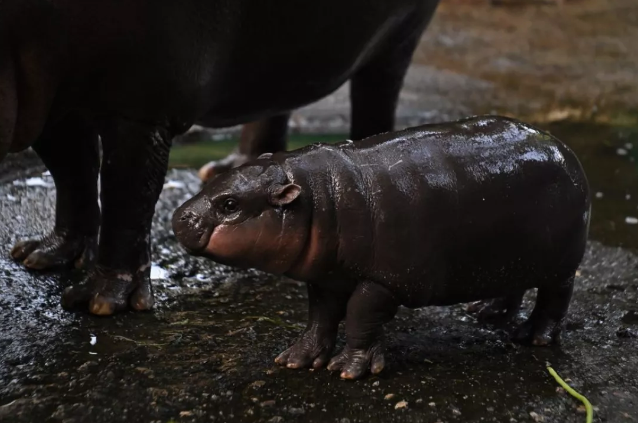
[260, 400, 276, 407]
[595, 192, 603, 199]
[617, 148, 628, 155]
[179, 411, 193, 417]
[269, 417, 283, 423]
[452, 408, 461, 416]
[372, 381, 380, 387]
[428, 402, 436, 407]
[625, 217, 638, 225]
[395, 401, 408, 410]
[384, 394, 396, 400]
[529, 411, 544, 422]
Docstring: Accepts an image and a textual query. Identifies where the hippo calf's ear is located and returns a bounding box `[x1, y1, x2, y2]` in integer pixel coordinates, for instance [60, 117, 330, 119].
[269, 183, 302, 206]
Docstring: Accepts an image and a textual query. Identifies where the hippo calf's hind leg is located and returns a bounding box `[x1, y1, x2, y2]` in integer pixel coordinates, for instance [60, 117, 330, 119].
[61, 119, 172, 315]
[513, 274, 575, 346]
[327, 281, 399, 380]
[276, 283, 350, 369]
[198, 113, 290, 183]
[11, 116, 99, 270]
[467, 291, 526, 322]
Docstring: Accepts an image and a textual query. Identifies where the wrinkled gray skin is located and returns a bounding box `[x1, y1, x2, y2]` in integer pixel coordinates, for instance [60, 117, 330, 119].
[173, 115, 592, 380]
[0, 0, 440, 315]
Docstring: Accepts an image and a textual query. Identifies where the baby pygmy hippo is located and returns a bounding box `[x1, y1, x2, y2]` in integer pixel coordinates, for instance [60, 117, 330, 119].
[172, 115, 591, 380]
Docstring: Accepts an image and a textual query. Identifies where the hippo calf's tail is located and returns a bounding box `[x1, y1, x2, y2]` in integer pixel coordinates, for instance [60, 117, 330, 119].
[0, 47, 17, 163]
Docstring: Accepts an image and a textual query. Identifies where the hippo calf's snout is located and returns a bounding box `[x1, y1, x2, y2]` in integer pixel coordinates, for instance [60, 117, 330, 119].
[172, 196, 214, 254]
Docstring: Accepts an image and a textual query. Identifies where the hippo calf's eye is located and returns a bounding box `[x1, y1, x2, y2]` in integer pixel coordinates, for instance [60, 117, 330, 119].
[223, 198, 239, 213]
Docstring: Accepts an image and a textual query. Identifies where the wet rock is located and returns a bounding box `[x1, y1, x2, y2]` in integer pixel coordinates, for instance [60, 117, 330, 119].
[616, 327, 638, 338]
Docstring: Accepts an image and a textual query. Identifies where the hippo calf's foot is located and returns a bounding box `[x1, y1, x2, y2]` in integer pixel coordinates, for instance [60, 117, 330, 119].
[61, 266, 154, 315]
[467, 291, 525, 322]
[326, 282, 398, 380]
[11, 231, 97, 270]
[275, 284, 349, 369]
[275, 327, 339, 369]
[327, 343, 386, 380]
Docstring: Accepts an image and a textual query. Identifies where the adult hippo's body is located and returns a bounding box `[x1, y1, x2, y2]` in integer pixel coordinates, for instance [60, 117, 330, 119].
[0, 0, 440, 315]
[172, 115, 591, 379]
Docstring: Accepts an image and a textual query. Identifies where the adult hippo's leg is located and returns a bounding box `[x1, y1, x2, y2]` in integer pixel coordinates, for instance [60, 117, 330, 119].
[327, 281, 399, 380]
[11, 115, 100, 270]
[349, 9, 437, 141]
[198, 113, 290, 183]
[61, 118, 172, 315]
[275, 283, 350, 369]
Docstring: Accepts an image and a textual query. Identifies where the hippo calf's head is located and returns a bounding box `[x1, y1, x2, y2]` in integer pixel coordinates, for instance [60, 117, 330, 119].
[172, 156, 307, 275]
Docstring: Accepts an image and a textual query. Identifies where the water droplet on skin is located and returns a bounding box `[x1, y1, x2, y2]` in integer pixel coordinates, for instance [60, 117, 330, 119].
[595, 192, 604, 199]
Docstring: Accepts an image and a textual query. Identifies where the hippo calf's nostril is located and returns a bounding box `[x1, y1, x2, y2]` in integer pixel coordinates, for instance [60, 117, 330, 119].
[171, 205, 213, 253]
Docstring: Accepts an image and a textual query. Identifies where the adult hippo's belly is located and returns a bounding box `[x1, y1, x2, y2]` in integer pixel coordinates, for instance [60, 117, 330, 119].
[2, 0, 441, 316]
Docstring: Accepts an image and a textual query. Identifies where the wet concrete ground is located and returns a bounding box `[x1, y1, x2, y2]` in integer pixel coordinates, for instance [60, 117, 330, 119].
[2, 0, 638, 422]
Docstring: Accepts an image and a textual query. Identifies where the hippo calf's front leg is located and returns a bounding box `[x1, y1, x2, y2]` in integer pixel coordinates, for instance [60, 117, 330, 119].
[327, 281, 399, 380]
[61, 119, 172, 315]
[275, 284, 350, 369]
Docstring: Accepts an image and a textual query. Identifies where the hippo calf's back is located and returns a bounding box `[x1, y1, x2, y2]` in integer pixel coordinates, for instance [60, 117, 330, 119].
[281, 116, 591, 306]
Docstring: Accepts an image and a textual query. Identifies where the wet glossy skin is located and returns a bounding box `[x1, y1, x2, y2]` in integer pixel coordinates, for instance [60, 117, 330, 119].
[173, 115, 592, 380]
[0, 0, 440, 315]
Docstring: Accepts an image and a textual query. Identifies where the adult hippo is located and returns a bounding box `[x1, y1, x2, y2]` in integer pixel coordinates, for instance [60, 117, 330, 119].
[0, 0, 441, 315]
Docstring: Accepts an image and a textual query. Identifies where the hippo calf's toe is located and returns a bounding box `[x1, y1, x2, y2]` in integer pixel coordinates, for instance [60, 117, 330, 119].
[173, 115, 591, 380]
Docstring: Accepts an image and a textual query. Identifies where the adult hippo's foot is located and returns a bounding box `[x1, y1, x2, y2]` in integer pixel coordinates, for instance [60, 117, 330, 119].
[11, 232, 97, 270]
[10, 115, 100, 271]
[198, 150, 251, 183]
[198, 113, 290, 183]
[61, 266, 153, 315]
[60, 118, 172, 316]
[327, 281, 398, 380]
[275, 284, 349, 369]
